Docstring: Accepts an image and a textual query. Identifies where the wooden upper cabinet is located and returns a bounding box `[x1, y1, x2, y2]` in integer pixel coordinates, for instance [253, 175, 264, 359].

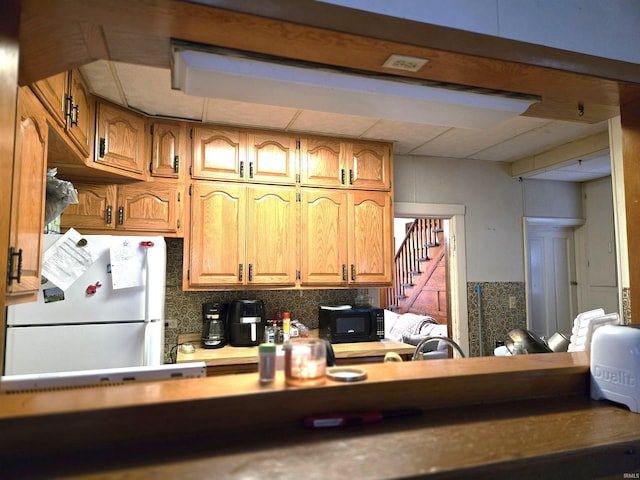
[348, 190, 394, 285]
[349, 142, 391, 190]
[151, 121, 182, 179]
[191, 127, 244, 181]
[30, 69, 93, 157]
[189, 182, 246, 287]
[187, 182, 297, 288]
[67, 70, 94, 157]
[245, 185, 297, 285]
[300, 137, 391, 190]
[117, 183, 181, 233]
[300, 188, 348, 285]
[30, 71, 68, 128]
[7, 89, 48, 302]
[246, 132, 297, 184]
[299, 137, 343, 188]
[95, 102, 146, 176]
[61, 183, 181, 234]
[60, 184, 117, 229]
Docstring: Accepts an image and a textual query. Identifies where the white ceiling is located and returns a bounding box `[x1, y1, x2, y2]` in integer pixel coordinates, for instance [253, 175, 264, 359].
[79, 60, 612, 182]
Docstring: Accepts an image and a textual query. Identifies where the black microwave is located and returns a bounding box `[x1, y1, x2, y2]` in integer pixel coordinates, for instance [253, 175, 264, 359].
[318, 306, 385, 343]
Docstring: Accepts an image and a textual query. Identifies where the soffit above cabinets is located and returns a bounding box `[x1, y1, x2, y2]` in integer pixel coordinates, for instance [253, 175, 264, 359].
[79, 60, 611, 183]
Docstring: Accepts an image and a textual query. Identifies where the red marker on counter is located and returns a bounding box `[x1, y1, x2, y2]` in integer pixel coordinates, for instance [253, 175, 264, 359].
[140, 241, 155, 247]
[303, 409, 422, 428]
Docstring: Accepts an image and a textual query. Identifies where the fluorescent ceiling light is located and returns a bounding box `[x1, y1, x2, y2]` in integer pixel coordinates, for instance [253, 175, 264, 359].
[172, 48, 538, 129]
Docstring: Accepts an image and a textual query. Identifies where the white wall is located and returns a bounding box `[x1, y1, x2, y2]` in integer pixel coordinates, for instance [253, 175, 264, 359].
[395, 155, 585, 283]
[320, 0, 640, 64]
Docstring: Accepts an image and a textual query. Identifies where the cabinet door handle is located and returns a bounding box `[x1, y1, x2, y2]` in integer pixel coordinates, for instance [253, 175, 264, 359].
[240, 161, 244, 178]
[351, 264, 356, 281]
[118, 206, 124, 225]
[105, 205, 112, 224]
[174, 155, 180, 174]
[238, 264, 244, 281]
[71, 103, 79, 127]
[7, 247, 23, 286]
[65, 95, 73, 124]
[342, 264, 347, 281]
[249, 162, 254, 178]
[248, 263, 253, 281]
[349, 169, 354, 185]
[341, 169, 345, 185]
[99, 138, 107, 158]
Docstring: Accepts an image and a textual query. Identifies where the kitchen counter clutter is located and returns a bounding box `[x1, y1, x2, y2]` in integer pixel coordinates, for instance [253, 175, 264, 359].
[176, 332, 416, 375]
[2, 352, 640, 478]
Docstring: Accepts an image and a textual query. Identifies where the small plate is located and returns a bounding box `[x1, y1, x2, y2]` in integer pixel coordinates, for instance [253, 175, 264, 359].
[326, 367, 367, 382]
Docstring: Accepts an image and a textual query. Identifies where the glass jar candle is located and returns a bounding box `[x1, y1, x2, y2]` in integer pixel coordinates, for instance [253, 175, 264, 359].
[284, 338, 327, 387]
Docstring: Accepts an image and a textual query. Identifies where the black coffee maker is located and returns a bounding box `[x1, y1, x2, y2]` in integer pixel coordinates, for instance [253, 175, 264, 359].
[201, 302, 227, 349]
[227, 299, 266, 347]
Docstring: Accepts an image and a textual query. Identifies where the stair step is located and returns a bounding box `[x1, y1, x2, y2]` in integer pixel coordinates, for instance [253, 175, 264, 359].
[401, 283, 414, 288]
[417, 257, 430, 262]
[409, 270, 422, 275]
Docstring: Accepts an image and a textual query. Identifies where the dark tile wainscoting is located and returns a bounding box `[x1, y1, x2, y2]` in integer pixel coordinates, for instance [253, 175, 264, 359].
[466, 282, 527, 357]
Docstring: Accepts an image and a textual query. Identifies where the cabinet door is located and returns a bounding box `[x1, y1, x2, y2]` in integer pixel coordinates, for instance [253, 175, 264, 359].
[299, 137, 344, 187]
[117, 183, 180, 233]
[191, 127, 245, 181]
[300, 188, 348, 285]
[348, 190, 393, 285]
[189, 183, 246, 286]
[7, 89, 48, 299]
[246, 132, 297, 184]
[95, 102, 146, 175]
[60, 184, 117, 230]
[151, 121, 181, 178]
[67, 70, 93, 157]
[30, 71, 68, 128]
[348, 142, 391, 190]
[246, 186, 297, 285]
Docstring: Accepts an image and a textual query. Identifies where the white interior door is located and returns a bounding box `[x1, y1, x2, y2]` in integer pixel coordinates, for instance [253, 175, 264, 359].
[526, 225, 578, 338]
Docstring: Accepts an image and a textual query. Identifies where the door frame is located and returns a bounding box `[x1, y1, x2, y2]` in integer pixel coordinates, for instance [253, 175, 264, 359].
[523, 216, 584, 335]
[394, 202, 468, 355]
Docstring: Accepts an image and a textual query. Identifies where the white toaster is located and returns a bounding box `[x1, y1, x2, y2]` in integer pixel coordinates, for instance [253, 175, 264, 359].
[590, 324, 640, 413]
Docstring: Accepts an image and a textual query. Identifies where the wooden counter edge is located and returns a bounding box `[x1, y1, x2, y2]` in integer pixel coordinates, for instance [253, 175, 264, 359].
[0, 352, 592, 456]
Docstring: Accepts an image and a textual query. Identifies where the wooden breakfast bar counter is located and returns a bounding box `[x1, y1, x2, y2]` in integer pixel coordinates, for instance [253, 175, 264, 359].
[1, 352, 639, 479]
[176, 333, 417, 374]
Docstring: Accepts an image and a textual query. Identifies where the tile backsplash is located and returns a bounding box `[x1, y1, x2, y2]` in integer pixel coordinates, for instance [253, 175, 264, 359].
[163, 238, 357, 362]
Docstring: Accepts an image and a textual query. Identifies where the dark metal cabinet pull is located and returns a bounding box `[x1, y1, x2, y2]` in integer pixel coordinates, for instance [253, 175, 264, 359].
[238, 264, 244, 281]
[248, 264, 253, 281]
[342, 264, 347, 281]
[7, 247, 23, 285]
[105, 205, 112, 224]
[351, 264, 356, 281]
[99, 138, 107, 158]
[341, 169, 345, 184]
[71, 104, 79, 127]
[174, 156, 180, 173]
[240, 161, 244, 178]
[118, 206, 124, 225]
[349, 169, 354, 185]
[249, 162, 254, 178]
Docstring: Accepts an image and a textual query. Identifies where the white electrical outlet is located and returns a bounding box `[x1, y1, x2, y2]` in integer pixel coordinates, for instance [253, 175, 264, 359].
[509, 296, 517, 309]
[166, 319, 178, 329]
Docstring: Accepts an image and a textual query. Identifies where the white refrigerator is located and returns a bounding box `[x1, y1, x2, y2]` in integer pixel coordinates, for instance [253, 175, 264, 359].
[3, 232, 166, 376]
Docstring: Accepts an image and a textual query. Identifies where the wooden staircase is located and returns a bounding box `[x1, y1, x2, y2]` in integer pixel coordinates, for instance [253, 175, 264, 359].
[382, 218, 447, 323]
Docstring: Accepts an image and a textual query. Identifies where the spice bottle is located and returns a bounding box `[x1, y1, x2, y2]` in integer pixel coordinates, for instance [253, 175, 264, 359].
[258, 343, 276, 383]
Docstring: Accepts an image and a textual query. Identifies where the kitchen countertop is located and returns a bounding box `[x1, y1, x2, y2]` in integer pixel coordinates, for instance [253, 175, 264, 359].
[176, 332, 417, 369]
[1, 352, 639, 478]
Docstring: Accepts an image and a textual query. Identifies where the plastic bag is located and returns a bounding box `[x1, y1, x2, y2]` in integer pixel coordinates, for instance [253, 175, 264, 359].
[44, 168, 78, 225]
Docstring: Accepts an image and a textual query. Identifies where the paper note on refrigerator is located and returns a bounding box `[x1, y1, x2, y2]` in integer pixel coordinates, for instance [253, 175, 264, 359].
[109, 238, 145, 289]
[41, 228, 101, 291]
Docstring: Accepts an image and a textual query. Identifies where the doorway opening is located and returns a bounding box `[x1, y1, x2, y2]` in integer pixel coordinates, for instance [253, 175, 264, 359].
[388, 202, 469, 355]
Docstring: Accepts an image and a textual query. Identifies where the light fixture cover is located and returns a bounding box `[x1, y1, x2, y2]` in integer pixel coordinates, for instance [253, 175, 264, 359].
[172, 49, 537, 129]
